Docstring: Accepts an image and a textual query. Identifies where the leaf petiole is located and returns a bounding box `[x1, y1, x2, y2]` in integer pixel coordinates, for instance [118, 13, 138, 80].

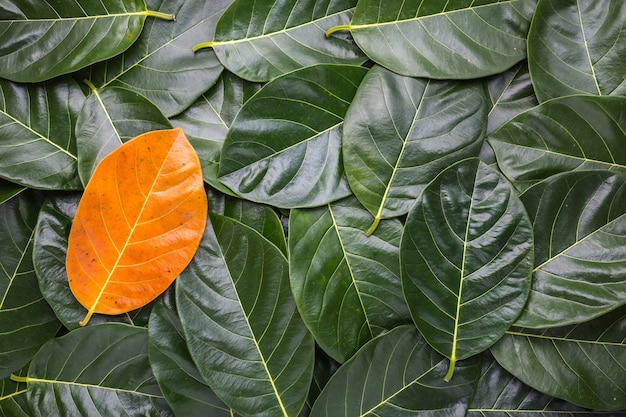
[192, 42, 216, 52]
[325, 25, 352, 38]
[144, 10, 175, 21]
[10, 374, 29, 383]
[444, 358, 456, 382]
[365, 216, 380, 236]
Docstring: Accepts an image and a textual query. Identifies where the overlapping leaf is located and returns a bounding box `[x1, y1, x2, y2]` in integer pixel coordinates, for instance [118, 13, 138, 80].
[491, 305, 626, 411]
[528, 0, 626, 102]
[489, 95, 626, 191]
[0, 368, 29, 417]
[82, 0, 228, 116]
[171, 72, 262, 193]
[0, 192, 60, 380]
[289, 196, 410, 362]
[199, 0, 366, 82]
[176, 213, 314, 417]
[343, 65, 487, 232]
[327, 0, 536, 79]
[309, 325, 481, 416]
[66, 128, 207, 325]
[0, 78, 83, 190]
[12, 323, 172, 417]
[401, 158, 533, 380]
[0, 181, 25, 208]
[515, 170, 626, 328]
[219, 64, 368, 208]
[75, 85, 172, 186]
[0, 0, 172, 82]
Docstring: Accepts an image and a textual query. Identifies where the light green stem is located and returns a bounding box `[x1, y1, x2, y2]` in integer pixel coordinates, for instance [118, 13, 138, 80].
[325, 25, 352, 38]
[192, 42, 216, 52]
[10, 374, 29, 383]
[444, 358, 456, 382]
[144, 10, 175, 21]
[365, 216, 381, 236]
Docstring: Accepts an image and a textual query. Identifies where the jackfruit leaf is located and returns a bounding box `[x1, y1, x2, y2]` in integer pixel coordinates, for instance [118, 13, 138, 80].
[401, 158, 533, 380]
[515, 170, 626, 328]
[0, 367, 29, 417]
[219, 64, 368, 208]
[489, 95, 626, 192]
[289, 196, 410, 362]
[66, 128, 207, 326]
[0, 77, 83, 190]
[11, 323, 173, 417]
[328, 0, 536, 79]
[176, 213, 314, 417]
[0, 181, 26, 206]
[309, 325, 481, 417]
[198, 0, 366, 82]
[0, 191, 61, 380]
[527, 0, 626, 102]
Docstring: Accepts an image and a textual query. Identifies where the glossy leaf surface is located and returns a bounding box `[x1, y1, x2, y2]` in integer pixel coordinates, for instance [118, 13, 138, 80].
[219, 64, 367, 208]
[34, 194, 154, 330]
[83, 0, 228, 116]
[0, 192, 60, 379]
[0, 0, 161, 82]
[0, 182, 25, 206]
[528, 0, 626, 102]
[289, 196, 410, 362]
[0, 78, 83, 190]
[343, 66, 487, 228]
[515, 171, 626, 328]
[0, 369, 29, 417]
[75, 85, 172, 186]
[66, 128, 207, 325]
[177, 213, 314, 417]
[15, 323, 172, 417]
[335, 0, 535, 79]
[401, 158, 533, 379]
[310, 325, 481, 416]
[149, 289, 237, 417]
[204, 0, 366, 82]
[489, 95, 626, 191]
[491, 306, 626, 410]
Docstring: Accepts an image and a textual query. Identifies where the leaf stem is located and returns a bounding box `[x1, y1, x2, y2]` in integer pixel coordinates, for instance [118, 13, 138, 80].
[10, 374, 29, 383]
[325, 25, 352, 38]
[192, 42, 216, 52]
[444, 358, 456, 382]
[80, 309, 95, 327]
[144, 10, 175, 21]
[365, 216, 380, 236]
[83, 79, 97, 93]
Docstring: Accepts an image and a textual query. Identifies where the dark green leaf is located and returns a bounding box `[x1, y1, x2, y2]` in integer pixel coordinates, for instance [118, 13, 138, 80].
[219, 64, 368, 208]
[203, 0, 366, 82]
[289, 196, 410, 362]
[515, 170, 626, 328]
[177, 213, 314, 417]
[0, 0, 168, 82]
[491, 306, 626, 411]
[76, 85, 172, 186]
[0, 182, 25, 206]
[343, 66, 487, 230]
[149, 288, 238, 417]
[33, 193, 152, 330]
[0, 191, 60, 380]
[170, 72, 262, 194]
[0, 78, 83, 190]
[82, 0, 228, 117]
[489, 95, 626, 191]
[310, 325, 481, 416]
[332, 0, 536, 79]
[0, 368, 30, 417]
[401, 158, 533, 380]
[528, 0, 626, 102]
[15, 323, 173, 417]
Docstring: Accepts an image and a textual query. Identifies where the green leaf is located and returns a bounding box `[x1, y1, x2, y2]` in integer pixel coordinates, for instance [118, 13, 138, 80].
[289, 196, 410, 362]
[149, 289, 239, 417]
[33, 194, 152, 330]
[514, 170, 626, 328]
[491, 305, 626, 411]
[0, 191, 61, 380]
[0, 182, 25, 206]
[199, 0, 366, 82]
[76, 85, 172, 186]
[219, 64, 368, 208]
[329, 0, 536, 79]
[343, 65, 487, 232]
[309, 325, 481, 416]
[527, 0, 626, 102]
[1, 368, 30, 417]
[82, 0, 227, 117]
[13, 323, 173, 417]
[401, 158, 533, 380]
[489, 95, 626, 192]
[170, 72, 262, 194]
[0, 78, 83, 190]
[176, 213, 314, 417]
[0, 1, 174, 82]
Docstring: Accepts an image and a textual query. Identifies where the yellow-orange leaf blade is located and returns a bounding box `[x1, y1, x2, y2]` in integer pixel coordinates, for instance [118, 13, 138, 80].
[67, 128, 207, 325]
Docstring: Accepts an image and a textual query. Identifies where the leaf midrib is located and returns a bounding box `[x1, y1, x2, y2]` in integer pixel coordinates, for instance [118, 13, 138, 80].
[15, 376, 164, 398]
[0, 12, 146, 23]
[505, 329, 625, 347]
[0, 222, 36, 310]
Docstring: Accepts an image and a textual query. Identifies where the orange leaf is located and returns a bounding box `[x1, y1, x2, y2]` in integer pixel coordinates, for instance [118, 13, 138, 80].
[66, 128, 207, 326]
